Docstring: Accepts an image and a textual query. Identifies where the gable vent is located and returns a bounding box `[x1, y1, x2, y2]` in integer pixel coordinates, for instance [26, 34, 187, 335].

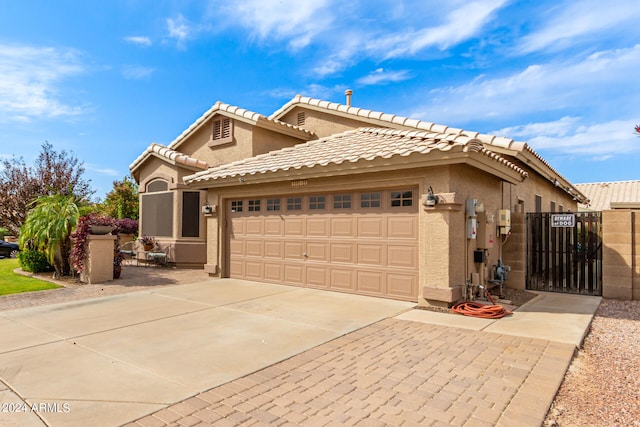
[209, 116, 234, 147]
[297, 112, 306, 127]
[214, 117, 231, 140]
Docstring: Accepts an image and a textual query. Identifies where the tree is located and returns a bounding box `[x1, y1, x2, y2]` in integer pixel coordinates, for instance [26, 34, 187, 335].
[0, 142, 93, 235]
[101, 176, 139, 220]
[19, 194, 79, 277]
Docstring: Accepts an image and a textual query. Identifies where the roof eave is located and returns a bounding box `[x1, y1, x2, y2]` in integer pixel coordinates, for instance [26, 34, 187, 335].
[184, 150, 525, 189]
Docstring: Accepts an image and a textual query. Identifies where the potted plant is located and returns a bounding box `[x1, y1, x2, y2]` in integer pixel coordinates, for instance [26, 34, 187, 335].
[139, 235, 157, 251]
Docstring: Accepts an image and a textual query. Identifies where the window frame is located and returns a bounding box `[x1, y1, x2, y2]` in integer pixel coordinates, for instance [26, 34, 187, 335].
[390, 190, 413, 207]
[208, 116, 233, 147]
[333, 194, 352, 209]
[287, 197, 302, 211]
[360, 192, 381, 208]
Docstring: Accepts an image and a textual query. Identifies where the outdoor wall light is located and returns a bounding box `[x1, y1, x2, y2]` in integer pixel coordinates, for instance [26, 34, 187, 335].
[202, 201, 215, 215]
[425, 186, 438, 206]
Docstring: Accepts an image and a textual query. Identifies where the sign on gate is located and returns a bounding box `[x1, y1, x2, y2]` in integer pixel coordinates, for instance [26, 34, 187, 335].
[551, 214, 575, 227]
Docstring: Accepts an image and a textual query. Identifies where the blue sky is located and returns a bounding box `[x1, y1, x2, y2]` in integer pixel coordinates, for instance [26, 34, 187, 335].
[1, 0, 638, 200]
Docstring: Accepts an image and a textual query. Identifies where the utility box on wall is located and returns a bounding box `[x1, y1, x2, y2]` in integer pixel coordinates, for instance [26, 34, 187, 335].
[476, 212, 495, 248]
[498, 209, 511, 235]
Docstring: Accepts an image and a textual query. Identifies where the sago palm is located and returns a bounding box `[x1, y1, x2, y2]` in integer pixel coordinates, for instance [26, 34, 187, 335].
[19, 194, 79, 277]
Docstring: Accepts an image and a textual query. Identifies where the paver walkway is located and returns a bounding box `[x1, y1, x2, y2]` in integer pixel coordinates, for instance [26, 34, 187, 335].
[127, 318, 574, 427]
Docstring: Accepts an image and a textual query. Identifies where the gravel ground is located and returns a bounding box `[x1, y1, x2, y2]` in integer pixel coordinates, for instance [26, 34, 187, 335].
[545, 299, 640, 426]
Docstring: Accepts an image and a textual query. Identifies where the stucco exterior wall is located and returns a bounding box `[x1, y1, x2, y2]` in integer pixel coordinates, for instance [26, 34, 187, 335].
[252, 127, 308, 155]
[280, 107, 386, 138]
[506, 172, 577, 214]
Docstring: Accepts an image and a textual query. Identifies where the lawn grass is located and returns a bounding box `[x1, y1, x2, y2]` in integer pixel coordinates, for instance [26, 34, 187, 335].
[0, 258, 61, 296]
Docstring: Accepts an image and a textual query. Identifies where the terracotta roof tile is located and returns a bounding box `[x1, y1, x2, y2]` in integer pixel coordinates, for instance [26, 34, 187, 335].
[184, 128, 527, 185]
[129, 143, 209, 173]
[575, 180, 640, 210]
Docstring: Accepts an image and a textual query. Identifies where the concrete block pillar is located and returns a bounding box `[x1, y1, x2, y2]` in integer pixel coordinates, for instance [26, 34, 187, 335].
[602, 210, 633, 300]
[80, 235, 116, 284]
[502, 212, 526, 290]
[421, 193, 464, 305]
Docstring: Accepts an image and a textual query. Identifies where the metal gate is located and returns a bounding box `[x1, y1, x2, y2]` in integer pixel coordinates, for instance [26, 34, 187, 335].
[526, 212, 602, 295]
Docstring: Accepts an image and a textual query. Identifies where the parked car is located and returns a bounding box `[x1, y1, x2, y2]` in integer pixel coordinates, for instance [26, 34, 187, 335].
[0, 240, 19, 258]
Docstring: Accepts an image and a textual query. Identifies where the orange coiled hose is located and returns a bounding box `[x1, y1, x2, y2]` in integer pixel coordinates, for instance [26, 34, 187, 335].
[451, 291, 512, 319]
[451, 301, 512, 319]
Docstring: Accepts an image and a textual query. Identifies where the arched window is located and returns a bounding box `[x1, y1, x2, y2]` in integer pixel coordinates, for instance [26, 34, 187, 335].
[147, 179, 168, 193]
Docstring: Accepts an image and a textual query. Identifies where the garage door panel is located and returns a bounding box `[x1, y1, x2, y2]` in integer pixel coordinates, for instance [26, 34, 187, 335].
[357, 244, 384, 265]
[245, 240, 263, 257]
[331, 243, 355, 263]
[330, 268, 355, 291]
[387, 216, 418, 239]
[387, 245, 417, 268]
[307, 218, 329, 237]
[264, 218, 284, 236]
[228, 190, 419, 302]
[264, 262, 283, 282]
[306, 241, 329, 261]
[331, 217, 355, 237]
[387, 273, 417, 299]
[284, 264, 304, 285]
[284, 218, 305, 236]
[230, 218, 246, 236]
[357, 270, 384, 294]
[229, 260, 245, 277]
[264, 241, 283, 259]
[245, 218, 264, 235]
[357, 217, 385, 238]
[306, 266, 328, 288]
[245, 261, 263, 280]
[229, 240, 245, 256]
[284, 241, 304, 259]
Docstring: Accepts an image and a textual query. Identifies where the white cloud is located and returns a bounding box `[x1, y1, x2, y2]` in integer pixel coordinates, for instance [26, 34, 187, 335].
[87, 165, 120, 177]
[524, 119, 639, 159]
[122, 66, 155, 80]
[366, 0, 508, 58]
[228, 0, 333, 50]
[492, 116, 582, 139]
[518, 0, 640, 54]
[411, 44, 640, 124]
[356, 68, 411, 86]
[167, 14, 192, 47]
[124, 36, 152, 47]
[0, 44, 85, 122]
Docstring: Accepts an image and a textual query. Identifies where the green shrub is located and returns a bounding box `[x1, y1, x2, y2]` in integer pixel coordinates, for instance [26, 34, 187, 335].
[0, 227, 8, 240]
[18, 249, 53, 273]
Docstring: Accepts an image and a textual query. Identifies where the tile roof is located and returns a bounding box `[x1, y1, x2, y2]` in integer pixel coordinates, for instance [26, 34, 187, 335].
[270, 94, 585, 202]
[168, 100, 314, 151]
[184, 127, 528, 185]
[575, 180, 640, 210]
[129, 143, 209, 173]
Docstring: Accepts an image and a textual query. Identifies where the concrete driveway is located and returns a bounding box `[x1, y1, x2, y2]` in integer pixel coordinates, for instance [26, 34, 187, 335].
[0, 279, 413, 426]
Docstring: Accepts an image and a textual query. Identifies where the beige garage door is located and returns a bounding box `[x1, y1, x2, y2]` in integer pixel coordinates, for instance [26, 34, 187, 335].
[227, 188, 419, 301]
